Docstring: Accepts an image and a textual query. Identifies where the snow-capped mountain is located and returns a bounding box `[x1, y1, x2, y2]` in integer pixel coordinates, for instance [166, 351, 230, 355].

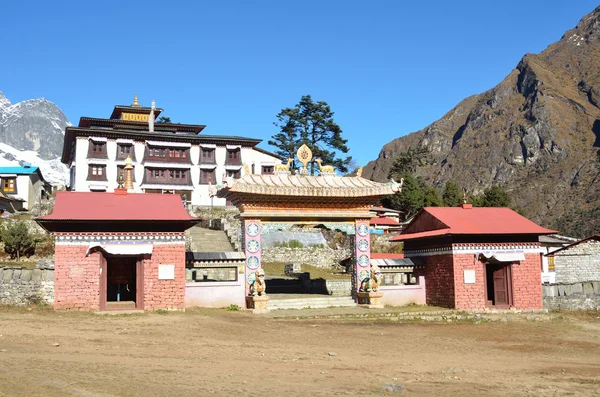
[0, 91, 70, 186]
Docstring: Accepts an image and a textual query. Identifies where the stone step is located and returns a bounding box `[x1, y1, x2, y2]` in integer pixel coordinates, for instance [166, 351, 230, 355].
[188, 226, 235, 252]
[267, 296, 355, 310]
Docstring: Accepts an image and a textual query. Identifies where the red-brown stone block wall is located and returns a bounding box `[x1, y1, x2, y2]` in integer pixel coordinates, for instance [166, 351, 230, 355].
[452, 254, 486, 310]
[142, 244, 186, 311]
[511, 253, 543, 310]
[422, 254, 455, 308]
[54, 245, 101, 311]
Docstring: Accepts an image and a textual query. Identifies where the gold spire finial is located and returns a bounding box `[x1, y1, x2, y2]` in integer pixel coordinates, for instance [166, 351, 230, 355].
[124, 156, 134, 190]
[132, 94, 140, 107]
[462, 189, 468, 204]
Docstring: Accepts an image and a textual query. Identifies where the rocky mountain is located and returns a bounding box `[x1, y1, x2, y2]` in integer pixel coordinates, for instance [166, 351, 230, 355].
[0, 92, 70, 186]
[364, 6, 600, 238]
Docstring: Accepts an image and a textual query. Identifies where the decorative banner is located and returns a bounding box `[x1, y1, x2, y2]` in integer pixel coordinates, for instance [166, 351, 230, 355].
[244, 220, 262, 295]
[354, 220, 371, 292]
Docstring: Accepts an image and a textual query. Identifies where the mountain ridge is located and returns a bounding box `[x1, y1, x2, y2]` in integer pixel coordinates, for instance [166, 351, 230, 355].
[0, 91, 70, 186]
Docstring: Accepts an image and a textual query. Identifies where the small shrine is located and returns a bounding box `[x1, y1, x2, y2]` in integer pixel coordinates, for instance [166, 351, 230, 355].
[36, 163, 199, 312]
[218, 145, 401, 311]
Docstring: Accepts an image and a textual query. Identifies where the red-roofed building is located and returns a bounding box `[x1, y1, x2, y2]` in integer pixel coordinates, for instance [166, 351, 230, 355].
[36, 190, 200, 311]
[391, 204, 555, 310]
[370, 216, 403, 234]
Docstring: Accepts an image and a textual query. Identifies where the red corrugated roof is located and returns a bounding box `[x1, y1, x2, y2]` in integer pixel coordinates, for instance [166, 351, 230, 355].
[39, 191, 195, 221]
[371, 253, 404, 259]
[370, 217, 401, 226]
[421, 207, 555, 234]
[390, 206, 555, 242]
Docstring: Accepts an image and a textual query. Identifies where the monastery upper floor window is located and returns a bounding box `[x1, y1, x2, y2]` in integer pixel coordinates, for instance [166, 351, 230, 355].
[88, 140, 107, 159]
[225, 148, 241, 165]
[200, 148, 216, 164]
[145, 145, 190, 163]
[117, 144, 135, 160]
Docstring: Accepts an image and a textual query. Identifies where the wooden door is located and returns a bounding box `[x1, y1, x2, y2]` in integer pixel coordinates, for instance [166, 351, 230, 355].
[493, 266, 509, 306]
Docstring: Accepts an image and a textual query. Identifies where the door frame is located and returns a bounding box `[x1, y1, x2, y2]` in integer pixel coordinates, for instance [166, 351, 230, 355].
[99, 255, 144, 311]
[483, 262, 514, 308]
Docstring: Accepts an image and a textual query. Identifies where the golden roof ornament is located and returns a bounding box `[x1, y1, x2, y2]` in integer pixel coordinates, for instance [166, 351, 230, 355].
[463, 190, 468, 204]
[132, 94, 141, 107]
[356, 166, 363, 178]
[296, 144, 312, 171]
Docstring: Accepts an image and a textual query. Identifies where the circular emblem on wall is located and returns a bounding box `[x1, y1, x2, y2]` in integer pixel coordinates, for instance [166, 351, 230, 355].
[358, 254, 370, 267]
[247, 256, 260, 270]
[247, 239, 260, 253]
[357, 223, 369, 237]
[359, 269, 370, 281]
[246, 222, 259, 237]
[357, 238, 369, 252]
[247, 272, 256, 286]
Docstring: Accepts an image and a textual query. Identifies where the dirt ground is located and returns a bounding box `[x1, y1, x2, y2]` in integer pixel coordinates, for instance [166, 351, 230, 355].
[0, 307, 599, 397]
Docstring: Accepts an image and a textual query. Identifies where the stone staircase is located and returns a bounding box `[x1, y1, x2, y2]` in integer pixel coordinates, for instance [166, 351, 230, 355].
[187, 226, 235, 252]
[267, 295, 355, 310]
[222, 218, 242, 251]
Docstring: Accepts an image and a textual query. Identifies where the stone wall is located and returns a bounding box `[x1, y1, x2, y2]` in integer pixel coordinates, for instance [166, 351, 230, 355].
[0, 267, 54, 306]
[262, 247, 352, 269]
[553, 239, 600, 283]
[297, 274, 351, 296]
[543, 281, 600, 310]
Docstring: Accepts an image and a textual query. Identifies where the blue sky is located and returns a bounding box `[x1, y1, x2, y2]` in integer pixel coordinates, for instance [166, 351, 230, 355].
[1, 0, 597, 166]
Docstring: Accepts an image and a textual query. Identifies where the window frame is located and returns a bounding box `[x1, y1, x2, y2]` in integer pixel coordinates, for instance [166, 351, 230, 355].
[2, 178, 16, 193]
[88, 141, 108, 159]
[199, 168, 216, 185]
[87, 165, 107, 181]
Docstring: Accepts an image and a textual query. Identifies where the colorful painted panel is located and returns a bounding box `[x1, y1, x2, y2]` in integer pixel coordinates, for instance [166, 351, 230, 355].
[244, 219, 262, 294]
[354, 220, 371, 292]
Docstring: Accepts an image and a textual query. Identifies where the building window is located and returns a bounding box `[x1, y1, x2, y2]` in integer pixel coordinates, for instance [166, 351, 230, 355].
[226, 169, 241, 179]
[117, 165, 135, 182]
[145, 146, 189, 162]
[117, 144, 135, 160]
[2, 178, 16, 193]
[225, 149, 241, 165]
[200, 148, 215, 164]
[88, 165, 107, 181]
[145, 168, 190, 185]
[88, 141, 107, 159]
[200, 169, 216, 184]
[262, 165, 274, 175]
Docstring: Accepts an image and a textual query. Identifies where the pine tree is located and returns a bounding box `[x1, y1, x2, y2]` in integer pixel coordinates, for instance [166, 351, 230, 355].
[387, 174, 425, 219]
[442, 181, 462, 207]
[481, 186, 511, 207]
[1, 221, 35, 261]
[269, 95, 351, 175]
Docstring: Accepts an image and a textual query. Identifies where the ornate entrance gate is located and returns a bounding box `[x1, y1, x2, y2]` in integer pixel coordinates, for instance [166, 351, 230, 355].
[218, 145, 401, 311]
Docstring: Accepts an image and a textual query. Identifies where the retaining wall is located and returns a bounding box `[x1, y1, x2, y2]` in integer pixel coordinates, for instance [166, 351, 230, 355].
[0, 267, 54, 306]
[262, 247, 351, 269]
[543, 281, 600, 310]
